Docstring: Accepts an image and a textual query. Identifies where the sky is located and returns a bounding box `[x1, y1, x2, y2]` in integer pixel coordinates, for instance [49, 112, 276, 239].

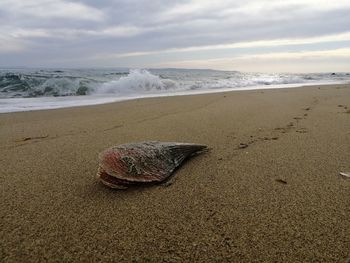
[0, 0, 349, 72]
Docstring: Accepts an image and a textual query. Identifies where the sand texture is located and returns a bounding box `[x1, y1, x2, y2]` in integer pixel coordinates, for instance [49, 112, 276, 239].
[0, 85, 349, 262]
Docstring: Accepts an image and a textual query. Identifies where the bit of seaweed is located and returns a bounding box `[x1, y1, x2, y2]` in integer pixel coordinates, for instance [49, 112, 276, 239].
[15, 135, 49, 142]
[275, 179, 287, 184]
[238, 143, 248, 149]
[339, 172, 350, 179]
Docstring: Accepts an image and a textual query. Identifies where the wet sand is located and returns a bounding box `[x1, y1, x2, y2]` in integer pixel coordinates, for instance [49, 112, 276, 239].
[0, 84, 349, 262]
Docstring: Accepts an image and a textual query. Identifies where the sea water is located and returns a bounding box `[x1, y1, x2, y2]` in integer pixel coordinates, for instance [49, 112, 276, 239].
[0, 68, 349, 113]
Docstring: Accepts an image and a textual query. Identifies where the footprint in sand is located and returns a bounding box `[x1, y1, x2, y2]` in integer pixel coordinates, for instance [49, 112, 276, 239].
[296, 128, 308, 133]
[274, 127, 287, 133]
[337, 104, 349, 114]
[287, 122, 294, 128]
[261, 136, 279, 141]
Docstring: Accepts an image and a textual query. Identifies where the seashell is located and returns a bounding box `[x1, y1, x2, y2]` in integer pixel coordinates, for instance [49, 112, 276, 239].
[97, 141, 207, 189]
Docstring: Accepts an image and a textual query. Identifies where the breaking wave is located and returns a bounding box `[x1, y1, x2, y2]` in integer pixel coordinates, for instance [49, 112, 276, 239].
[0, 71, 98, 98]
[94, 69, 179, 94]
[0, 68, 349, 100]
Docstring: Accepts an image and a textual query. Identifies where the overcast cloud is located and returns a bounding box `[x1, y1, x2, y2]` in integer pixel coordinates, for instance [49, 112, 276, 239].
[0, 0, 349, 72]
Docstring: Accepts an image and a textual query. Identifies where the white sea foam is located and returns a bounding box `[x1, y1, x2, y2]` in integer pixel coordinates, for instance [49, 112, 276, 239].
[0, 68, 349, 113]
[94, 69, 179, 94]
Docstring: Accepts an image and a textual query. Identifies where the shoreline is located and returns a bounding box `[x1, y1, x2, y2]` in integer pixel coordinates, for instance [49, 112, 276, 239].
[0, 82, 347, 114]
[1, 84, 349, 262]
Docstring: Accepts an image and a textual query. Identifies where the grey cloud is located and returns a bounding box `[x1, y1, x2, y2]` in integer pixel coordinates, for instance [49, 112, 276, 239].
[1, 0, 350, 67]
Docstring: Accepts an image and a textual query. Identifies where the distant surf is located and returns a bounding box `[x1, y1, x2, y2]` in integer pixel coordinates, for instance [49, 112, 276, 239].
[0, 68, 349, 113]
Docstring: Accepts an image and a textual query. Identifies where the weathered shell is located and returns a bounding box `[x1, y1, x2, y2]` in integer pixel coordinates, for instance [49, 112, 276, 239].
[97, 141, 207, 189]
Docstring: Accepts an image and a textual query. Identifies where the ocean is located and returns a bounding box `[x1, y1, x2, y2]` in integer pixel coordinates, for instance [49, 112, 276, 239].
[0, 68, 349, 113]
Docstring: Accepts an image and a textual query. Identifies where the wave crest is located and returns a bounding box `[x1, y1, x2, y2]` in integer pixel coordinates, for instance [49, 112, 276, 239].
[94, 69, 178, 94]
[0, 72, 95, 98]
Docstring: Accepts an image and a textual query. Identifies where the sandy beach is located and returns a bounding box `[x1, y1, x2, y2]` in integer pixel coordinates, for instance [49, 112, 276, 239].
[0, 84, 349, 262]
